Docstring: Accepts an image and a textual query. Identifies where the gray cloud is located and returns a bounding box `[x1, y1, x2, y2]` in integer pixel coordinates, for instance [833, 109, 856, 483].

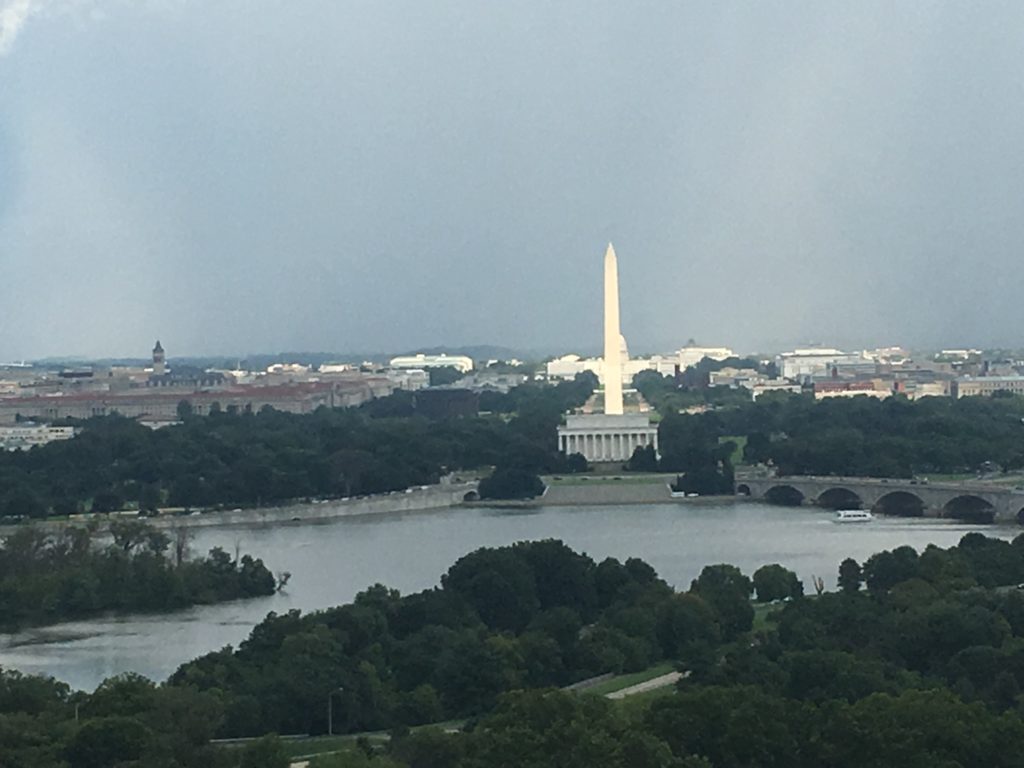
[0, 0, 42, 55]
[2, 2, 1024, 360]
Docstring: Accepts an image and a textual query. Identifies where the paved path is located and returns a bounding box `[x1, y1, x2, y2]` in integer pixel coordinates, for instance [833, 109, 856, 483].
[606, 671, 683, 699]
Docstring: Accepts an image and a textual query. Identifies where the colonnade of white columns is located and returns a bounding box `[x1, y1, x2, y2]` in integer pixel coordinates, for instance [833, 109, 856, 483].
[557, 430, 658, 462]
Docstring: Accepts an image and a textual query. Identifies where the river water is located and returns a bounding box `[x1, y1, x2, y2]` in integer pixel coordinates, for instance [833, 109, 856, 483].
[0, 501, 1012, 691]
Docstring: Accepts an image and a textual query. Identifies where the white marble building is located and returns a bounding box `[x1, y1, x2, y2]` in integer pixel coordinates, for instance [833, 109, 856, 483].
[558, 413, 658, 461]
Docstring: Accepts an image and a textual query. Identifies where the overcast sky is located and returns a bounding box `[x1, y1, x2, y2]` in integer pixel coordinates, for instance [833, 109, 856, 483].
[2, 2, 1023, 360]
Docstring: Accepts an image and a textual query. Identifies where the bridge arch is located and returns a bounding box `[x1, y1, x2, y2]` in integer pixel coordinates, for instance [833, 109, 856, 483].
[943, 495, 995, 523]
[463, 490, 480, 502]
[873, 490, 925, 517]
[736, 483, 751, 496]
[764, 485, 806, 506]
[1017, 508, 1024, 526]
[815, 487, 864, 510]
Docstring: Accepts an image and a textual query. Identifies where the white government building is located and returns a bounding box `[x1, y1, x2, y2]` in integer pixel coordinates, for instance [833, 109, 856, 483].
[557, 413, 658, 461]
[388, 353, 474, 373]
[546, 343, 734, 385]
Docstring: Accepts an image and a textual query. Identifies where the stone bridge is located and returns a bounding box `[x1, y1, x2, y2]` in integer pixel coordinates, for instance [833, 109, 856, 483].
[738, 475, 1024, 523]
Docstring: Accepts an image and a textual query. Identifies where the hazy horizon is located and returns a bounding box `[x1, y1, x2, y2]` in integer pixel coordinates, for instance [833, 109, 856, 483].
[3, 2, 1024, 360]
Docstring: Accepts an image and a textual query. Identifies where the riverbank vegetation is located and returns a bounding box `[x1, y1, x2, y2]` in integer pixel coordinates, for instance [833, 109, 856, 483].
[8, 534, 1024, 765]
[0, 374, 596, 519]
[0, 521, 276, 632]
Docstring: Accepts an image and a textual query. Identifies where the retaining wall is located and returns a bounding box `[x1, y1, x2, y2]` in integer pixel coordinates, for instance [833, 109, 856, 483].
[0, 483, 478, 536]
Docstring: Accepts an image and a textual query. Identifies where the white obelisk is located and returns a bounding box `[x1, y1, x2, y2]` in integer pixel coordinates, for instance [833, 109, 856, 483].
[603, 243, 624, 415]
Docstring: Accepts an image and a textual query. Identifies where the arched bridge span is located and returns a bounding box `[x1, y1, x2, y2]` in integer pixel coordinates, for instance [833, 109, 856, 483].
[740, 476, 1024, 522]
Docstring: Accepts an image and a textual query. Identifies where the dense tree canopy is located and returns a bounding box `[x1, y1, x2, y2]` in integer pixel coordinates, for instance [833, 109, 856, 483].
[7, 533, 1024, 765]
[169, 540, 685, 738]
[637, 372, 1024, 479]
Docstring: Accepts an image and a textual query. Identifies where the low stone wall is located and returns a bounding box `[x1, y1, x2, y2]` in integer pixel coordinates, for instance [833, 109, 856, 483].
[150, 484, 478, 529]
[0, 484, 478, 536]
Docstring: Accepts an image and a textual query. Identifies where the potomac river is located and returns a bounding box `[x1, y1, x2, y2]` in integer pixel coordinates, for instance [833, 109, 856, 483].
[0, 500, 1012, 691]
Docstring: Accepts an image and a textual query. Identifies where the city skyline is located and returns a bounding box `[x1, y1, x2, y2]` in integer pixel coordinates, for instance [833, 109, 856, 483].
[1, 337, 1018, 368]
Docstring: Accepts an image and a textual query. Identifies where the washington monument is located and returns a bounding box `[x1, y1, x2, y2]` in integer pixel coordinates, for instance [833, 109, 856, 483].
[603, 243, 624, 415]
[556, 243, 658, 462]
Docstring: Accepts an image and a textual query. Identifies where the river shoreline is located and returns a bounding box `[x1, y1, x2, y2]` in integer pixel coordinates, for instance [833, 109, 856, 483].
[0, 475, 734, 536]
[0, 482, 479, 537]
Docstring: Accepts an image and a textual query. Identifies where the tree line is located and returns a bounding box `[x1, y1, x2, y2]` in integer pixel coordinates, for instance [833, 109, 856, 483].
[635, 371, 1024, 480]
[0, 521, 276, 632]
[8, 533, 1024, 765]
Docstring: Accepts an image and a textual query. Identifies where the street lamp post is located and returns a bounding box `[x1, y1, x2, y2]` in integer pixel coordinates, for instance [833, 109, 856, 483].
[327, 687, 344, 737]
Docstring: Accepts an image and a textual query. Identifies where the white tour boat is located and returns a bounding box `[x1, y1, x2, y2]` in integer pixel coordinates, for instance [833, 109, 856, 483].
[834, 509, 873, 523]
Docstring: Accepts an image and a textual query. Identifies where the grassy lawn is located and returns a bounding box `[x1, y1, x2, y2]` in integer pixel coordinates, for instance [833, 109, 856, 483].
[926, 472, 985, 482]
[924, 471, 1024, 486]
[285, 736, 380, 759]
[580, 662, 677, 696]
[719, 435, 747, 465]
[612, 684, 677, 712]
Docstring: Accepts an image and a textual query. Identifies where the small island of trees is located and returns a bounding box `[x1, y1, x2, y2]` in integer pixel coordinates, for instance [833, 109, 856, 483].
[0, 521, 277, 632]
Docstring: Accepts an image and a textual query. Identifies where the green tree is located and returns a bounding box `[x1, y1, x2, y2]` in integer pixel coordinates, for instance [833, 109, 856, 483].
[626, 445, 659, 472]
[863, 546, 920, 595]
[752, 564, 803, 602]
[90, 489, 124, 514]
[84, 673, 157, 718]
[837, 558, 863, 594]
[238, 734, 289, 768]
[2, 485, 47, 519]
[564, 453, 589, 473]
[65, 716, 154, 768]
[690, 564, 754, 638]
[478, 467, 545, 500]
[139, 484, 162, 514]
[390, 726, 465, 768]
[655, 593, 720, 658]
[443, 548, 540, 631]
[645, 685, 806, 768]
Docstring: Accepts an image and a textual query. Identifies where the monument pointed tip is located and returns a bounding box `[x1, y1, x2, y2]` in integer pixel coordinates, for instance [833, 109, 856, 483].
[605, 242, 616, 259]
